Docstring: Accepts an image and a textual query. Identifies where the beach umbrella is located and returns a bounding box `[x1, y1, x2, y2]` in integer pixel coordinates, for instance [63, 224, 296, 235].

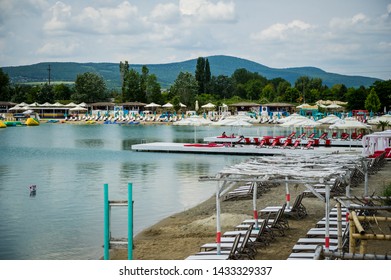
[145, 102, 161, 108]
[8, 105, 22, 111]
[69, 105, 88, 112]
[367, 114, 391, 125]
[23, 109, 34, 114]
[326, 104, 342, 109]
[195, 100, 199, 111]
[316, 114, 340, 124]
[162, 102, 173, 108]
[179, 102, 187, 108]
[329, 118, 372, 130]
[296, 103, 311, 109]
[293, 118, 320, 128]
[201, 102, 216, 109]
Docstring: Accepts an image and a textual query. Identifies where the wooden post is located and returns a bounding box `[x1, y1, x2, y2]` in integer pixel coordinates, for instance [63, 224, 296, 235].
[349, 218, 356, 254]
[359, 240, 368, 255]
[351, 211, 365, 234]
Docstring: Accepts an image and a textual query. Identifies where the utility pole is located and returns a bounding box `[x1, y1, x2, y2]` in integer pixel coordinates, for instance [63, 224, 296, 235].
[47, 64, 51, 85]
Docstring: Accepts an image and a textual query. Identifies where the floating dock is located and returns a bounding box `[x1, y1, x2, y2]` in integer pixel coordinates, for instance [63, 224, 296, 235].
[131, 142, 362, 156]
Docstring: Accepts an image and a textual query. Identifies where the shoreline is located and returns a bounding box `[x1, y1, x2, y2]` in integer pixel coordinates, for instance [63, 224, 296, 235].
[108, 160, 391, 260]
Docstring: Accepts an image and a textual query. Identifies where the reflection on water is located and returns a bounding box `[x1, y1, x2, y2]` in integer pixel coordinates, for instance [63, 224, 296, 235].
[0, 123, 285, 260]
[75, 139, 104, 148]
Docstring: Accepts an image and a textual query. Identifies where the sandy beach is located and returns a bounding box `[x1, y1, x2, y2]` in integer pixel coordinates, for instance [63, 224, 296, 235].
[108, 158, 391, 260]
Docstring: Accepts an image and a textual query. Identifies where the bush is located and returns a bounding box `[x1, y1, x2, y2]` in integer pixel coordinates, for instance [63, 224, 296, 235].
[381, 182, 391, 206]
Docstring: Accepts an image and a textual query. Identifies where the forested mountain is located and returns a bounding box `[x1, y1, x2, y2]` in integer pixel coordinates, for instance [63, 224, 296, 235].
[2, 55, 381, 89]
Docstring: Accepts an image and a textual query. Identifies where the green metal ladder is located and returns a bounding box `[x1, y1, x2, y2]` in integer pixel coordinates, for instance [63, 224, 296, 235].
[103, 183, 133, 260]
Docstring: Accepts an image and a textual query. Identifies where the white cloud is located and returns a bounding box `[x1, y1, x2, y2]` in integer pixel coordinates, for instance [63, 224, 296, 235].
[330, 13, 370, 29]
[43, 1, 72, 33]
[251, 20, 313, 41]
[179, 0, 236, 22]
[150, 3, 180, 23]
[43, 1, 146, 35]
[37, 41, 79, 57]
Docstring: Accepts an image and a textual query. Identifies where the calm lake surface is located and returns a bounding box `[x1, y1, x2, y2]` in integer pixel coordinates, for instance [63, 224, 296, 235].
[0, 122, 285, 260]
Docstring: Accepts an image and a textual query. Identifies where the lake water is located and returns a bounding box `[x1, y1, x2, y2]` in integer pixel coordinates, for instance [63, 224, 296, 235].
[0, 122, 285, 260]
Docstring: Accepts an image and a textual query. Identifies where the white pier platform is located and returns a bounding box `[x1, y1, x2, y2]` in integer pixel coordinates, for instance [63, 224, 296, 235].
[131, 142, 362, 156]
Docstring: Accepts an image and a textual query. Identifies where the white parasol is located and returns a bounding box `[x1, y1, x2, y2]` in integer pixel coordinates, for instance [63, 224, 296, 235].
[145, 102, 161, 108]
[162, 102, 173, 108]
[201, 102, 216, 109]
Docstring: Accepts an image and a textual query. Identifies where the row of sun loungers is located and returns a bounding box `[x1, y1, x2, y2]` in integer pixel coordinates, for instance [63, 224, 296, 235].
[185, 206, 291, 260]
[222, 181, 279, 201]
[259, 193, 308, 220]
[287, 206, 350, 260]
[185, 193, 313, 260]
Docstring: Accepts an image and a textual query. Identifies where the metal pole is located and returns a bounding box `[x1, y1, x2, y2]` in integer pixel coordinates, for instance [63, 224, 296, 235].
[216, 181, 221, 255]
[128, 183, 133, 260]
[285, 177, 290, 209]
[364, 160, 369, 196]
[252, 182, 259, 229]
[103, 183, 110, 260]
[337, 202, 343, 253]
[325, 183, 330, 258]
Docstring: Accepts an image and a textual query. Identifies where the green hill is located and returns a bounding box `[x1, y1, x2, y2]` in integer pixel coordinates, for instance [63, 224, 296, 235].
[2, 55, 381, 89]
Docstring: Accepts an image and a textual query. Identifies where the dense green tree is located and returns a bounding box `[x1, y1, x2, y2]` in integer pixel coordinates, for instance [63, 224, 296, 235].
[140, 66, 149, 101]
[205, 59, 211, 84]
[72, 72, 107, 103]
[285, 87, 301, 103]
[9, 85, 31, 103]
[119, 61, 129, 94]
[260, 83, 275, 102]
[346, 86, 367, 110]
[37, 83, 54, 103]
[275, 80, 291, 102]
[169, 72, 198, 108]
[295, 76, 310, 103]
[53, 83, 73, 101]
[294, 76, 327, 103]
[365, 88, 381, 113]
[372, 80, 391, 113]
[232, 68, 258, 84]
[195, 57, 205, 94]
[330, 84, 348, 101]
[195, 57, 211, 94]
[123, 69, 141, 102]
[146, 74, 163, 104]
[209, 75, 234, 100]
[0, 68, 11, 101]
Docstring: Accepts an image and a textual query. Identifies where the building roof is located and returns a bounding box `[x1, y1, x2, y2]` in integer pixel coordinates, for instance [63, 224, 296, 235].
[261, 103, 295, 107]
[230, 102, 260, 107]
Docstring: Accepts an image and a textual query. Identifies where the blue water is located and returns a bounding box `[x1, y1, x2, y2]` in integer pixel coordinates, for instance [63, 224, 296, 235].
[0, 123, 286, 260]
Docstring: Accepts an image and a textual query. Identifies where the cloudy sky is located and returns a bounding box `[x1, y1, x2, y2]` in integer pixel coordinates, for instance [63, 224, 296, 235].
[1, 0, 390, 79]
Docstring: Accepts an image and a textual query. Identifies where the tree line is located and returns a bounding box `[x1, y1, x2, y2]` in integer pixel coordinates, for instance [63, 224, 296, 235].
[0, 57, 389, 114]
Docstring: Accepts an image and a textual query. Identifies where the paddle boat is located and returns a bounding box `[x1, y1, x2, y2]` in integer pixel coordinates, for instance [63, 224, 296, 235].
[0, 120, 7, 128]
[204, 131, 364, 148]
